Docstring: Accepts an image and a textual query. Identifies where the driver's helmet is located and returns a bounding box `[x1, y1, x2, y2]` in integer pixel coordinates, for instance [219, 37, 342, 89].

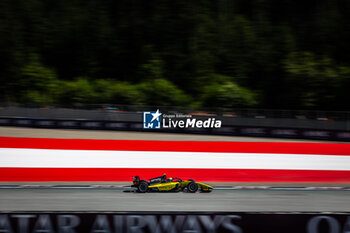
[169, 177, 173, 181]
[161, 173, 167, 182]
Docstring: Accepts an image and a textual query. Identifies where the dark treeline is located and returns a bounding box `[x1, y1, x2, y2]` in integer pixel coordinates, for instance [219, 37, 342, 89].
[1, 0, 350, 110]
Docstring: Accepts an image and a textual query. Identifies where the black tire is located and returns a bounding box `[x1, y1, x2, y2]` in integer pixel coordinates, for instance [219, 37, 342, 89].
[137, 181, 149, 193]
[187, 181, 198, 193]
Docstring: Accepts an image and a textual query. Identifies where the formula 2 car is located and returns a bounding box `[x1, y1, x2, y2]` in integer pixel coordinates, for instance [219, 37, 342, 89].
[131, 174, 213, 193]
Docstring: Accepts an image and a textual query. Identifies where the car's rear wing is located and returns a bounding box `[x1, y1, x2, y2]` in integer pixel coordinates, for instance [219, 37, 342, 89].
[132, 176, 140, 185]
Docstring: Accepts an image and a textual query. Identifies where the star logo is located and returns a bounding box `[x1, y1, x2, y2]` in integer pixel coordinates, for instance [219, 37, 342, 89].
[143, 109, 162, 129]
[151, 109, 162, 122]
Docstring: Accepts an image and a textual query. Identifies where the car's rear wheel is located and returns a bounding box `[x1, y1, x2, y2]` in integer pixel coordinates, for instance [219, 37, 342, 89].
[137, 181, 149, 193]
[187, 182, 198, 193]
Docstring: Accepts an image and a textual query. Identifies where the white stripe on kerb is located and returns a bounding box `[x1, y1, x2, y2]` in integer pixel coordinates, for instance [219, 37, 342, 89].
[0, 148, 350, 171]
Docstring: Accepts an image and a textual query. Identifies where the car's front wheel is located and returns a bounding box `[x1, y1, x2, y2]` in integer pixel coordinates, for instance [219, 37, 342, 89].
[137, 181, 149, 193]
[187, 181, 198, 193]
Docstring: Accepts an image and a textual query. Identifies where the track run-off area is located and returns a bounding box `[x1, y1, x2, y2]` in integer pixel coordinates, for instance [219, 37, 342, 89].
[0, 127, 350, 212]
[0, 136, 350, 182]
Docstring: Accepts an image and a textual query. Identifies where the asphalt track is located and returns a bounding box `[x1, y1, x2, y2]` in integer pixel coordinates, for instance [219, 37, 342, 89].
[0, 189, 349, 212]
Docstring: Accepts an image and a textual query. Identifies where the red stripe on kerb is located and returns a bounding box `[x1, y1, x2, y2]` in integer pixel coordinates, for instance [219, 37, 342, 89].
[1, 168, 350, 182]
[0, 137, 350, 155]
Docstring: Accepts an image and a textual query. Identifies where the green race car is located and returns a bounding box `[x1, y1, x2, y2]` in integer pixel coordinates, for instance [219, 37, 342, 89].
[131, 174, 213, 193]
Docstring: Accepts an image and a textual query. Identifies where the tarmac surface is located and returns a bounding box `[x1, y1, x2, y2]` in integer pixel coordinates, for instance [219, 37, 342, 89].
[0, 189, 349, 212]
[0, 126, 341, 142]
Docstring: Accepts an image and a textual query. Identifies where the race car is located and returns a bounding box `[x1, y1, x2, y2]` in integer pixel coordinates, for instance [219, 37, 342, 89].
[131, 174, 213, 193]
